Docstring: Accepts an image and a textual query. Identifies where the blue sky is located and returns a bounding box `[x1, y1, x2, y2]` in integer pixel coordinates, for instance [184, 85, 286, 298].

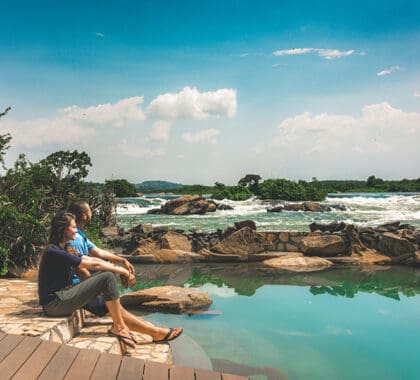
[1, 0, 419, 184]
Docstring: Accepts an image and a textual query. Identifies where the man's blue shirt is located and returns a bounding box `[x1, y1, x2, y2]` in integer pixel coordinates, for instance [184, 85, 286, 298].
[68, 227, 96, 256]
[68, 227, 96, 284]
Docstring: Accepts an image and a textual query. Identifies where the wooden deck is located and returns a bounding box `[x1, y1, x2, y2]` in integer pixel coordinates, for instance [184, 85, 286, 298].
[0, 332, 248, 380]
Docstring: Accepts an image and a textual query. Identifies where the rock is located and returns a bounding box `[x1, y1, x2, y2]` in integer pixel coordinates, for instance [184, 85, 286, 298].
[351, 248, 392, 265]
[154, 249, 194, 263]
[234, 220, 257, 230]
[206, 251, 242, 262]
[300, 235, 345, 256]
[212, 227, 272, 260]
[147, 195, 218, 215]
[101, 226, 119, 238]
[282, 202, 325, 212]
[263, 253, 333, 272]
[309, 221, 346, 233]
[160, 231, 192, 252]
[120, 285, 212, 314]
[267, 206, 284, 213]
[216, 203, 234, 210]
[131, 238, 158, 256]
[130, 223, 154, 235]
[378, 233, 415, 256]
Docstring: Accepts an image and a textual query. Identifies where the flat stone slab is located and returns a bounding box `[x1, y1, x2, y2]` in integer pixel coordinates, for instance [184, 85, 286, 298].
[263, 253, 333, 272]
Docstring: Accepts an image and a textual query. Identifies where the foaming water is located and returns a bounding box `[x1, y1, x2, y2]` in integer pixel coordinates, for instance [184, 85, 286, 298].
[117, 193, 420, 231]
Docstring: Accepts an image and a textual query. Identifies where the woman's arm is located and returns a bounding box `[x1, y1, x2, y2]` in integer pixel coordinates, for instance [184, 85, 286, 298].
[79, 255, 130, 277]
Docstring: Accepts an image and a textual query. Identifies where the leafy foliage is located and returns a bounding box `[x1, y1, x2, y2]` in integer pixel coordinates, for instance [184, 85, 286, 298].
[105, 179, 137, 197]
[238, 174, 262, 195]
[211, 182, 253, 201]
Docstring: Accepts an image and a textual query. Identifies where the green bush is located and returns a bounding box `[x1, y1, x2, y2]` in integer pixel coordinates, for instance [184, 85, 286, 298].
[105, 179, 137, 197]
[211, 184, 253, 201]
[259, 178, 327, 201]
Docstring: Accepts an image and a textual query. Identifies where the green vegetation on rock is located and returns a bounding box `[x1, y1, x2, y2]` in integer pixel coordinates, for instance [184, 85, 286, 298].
[105, 179, 137, 197]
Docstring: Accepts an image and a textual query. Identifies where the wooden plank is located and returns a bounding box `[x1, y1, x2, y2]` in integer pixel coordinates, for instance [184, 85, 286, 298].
[117, 356, 145, 380]
[222, 373, 249, 380]
[12, 340, 61, 380]
[38, 344, 80, 380]
[0, 336, 41, 379]
[90, 352, 122, 380]
[170, 365, 195, 380]
[64, 348, 101, 380]
[0, 334, 24, 362]
[143, 360, 169, 380]
[195, 368, 222, 380]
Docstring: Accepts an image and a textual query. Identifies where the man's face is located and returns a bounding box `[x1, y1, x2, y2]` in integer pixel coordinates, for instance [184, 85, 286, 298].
[83, 206, 92, 223]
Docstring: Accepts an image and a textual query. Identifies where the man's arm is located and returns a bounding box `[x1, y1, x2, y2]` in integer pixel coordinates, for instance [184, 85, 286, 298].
[79, 255, 130, 277]
[88, 246, 135, 274]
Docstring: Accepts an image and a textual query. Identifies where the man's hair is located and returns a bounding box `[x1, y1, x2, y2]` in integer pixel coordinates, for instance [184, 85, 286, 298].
[49, 212, 75, 245]
[68, 201, 89, 223]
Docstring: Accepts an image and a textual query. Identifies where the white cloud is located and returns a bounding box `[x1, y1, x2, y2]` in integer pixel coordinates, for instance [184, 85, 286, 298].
[272, 48, 355, 59]
[95, 32, 104, 37]
[1, 96, 147, 148]
[182, 128, 220, 143]
[117, 139, 165, 158]
[414, 91, 420, 97]
[376, 66, 401, 76]
[148, 121, 171, 142]
[253, 102, 420, 178]
[62, 96, 145, 128]
[148, 86, 237, 120]
[1, 117, 95, 148]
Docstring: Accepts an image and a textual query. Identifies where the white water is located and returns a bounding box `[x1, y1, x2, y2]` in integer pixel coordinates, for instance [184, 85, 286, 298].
[116, 193, 420, 231]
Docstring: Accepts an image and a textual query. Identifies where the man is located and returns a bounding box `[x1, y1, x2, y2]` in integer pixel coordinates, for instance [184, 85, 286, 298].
[68, 201, 135, 284]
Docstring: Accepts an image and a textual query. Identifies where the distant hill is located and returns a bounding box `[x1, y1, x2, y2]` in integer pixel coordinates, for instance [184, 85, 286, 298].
[135, 180, 184, 192]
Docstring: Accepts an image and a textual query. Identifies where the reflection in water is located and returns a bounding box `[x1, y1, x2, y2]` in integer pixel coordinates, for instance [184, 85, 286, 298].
[132, 263, 420, 300]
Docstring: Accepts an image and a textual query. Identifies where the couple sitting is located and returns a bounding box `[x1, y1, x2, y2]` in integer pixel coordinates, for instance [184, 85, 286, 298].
[38, 201, 182, 348]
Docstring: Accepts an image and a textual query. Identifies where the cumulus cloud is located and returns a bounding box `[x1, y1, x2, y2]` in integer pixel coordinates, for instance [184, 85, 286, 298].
[182, 128, 220, 143]
[253, 102, 420, 178]
[148, 121, 171, 142]
[1, 117, 95, 148]
[376, 66, 401, 76]
[272, 48, 355, 59]
[148, 86, 237, 120]
[95, 32, 104, 37]
[117, 139, 165, 158]
[414, 91, 420, 97]
[62, 96, 146, 128]
[1, 96, 147, 149]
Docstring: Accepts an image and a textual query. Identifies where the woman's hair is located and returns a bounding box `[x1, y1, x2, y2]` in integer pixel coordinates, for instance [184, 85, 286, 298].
[49, 212, 76, 246]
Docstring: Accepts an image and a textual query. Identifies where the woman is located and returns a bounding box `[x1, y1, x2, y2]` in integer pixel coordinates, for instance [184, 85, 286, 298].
[38, 212, 182, 348]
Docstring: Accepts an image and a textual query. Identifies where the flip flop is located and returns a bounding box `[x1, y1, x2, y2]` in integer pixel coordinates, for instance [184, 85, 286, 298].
[153, 328, 183, 343]
[108, 329, 136, 348]
[129, 331, 139, 344]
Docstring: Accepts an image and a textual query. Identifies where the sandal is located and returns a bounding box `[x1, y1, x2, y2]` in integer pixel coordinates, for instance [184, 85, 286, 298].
[108, 329, 136, 348]
[153, 328, 183, 343]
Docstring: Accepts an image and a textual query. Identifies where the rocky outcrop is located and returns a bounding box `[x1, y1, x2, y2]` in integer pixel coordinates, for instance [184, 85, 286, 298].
[378, 233, 415, 256]
[160, 231, 192, 252]
[147, 195, 218, 215]
[120, 285, 212, 314]
[300, 235, 345, 256]
[212, 227, 272, 260]
[263, 253, 333, 272]
[268, 202, 346, 213]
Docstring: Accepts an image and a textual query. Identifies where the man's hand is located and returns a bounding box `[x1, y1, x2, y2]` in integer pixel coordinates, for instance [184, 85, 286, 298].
[120, 272, 136, 289]
[123, 258, 135, 275]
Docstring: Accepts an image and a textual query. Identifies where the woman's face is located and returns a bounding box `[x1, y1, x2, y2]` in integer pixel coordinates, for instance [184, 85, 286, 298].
[63, 219, 77, 243]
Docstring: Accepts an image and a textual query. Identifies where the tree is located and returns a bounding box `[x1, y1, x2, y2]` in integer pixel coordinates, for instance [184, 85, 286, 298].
[0, 107, 12, 169]
[238, 174, 261, 195]
[104, 179, 137, 197]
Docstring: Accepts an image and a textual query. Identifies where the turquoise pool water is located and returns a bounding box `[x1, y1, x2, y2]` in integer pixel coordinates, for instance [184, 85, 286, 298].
[128, 264, 420, 380]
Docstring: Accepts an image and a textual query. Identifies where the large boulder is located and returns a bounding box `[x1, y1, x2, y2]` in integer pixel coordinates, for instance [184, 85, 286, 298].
[120, 285, 212, 314]
[300, 234, 345, 256]
[131, 238, 159, 256]
[147, 195, 218, 215]
[378, 233, 415, 256]
[212, 227, 272, 260]
[160, 231, 192, 252]
[263, 253, 333, 272]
